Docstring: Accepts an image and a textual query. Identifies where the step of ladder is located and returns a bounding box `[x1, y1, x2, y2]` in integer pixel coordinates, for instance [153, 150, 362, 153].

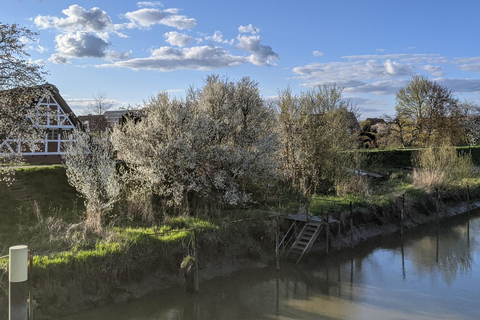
[285, 221, 322, 263]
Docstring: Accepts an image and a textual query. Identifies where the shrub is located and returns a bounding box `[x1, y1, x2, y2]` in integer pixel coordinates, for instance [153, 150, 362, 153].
[412, 146, 473, 192]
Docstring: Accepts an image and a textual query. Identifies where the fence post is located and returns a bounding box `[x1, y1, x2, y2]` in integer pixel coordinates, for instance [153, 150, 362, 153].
[401, 193, 405, 237]
[275, 217, 280, 271]
[326, 211, 330, 254]
[337, 213, 341, 252]
[467, 184, 470, 217]
[350, 202, 354, 250]
[9, 245, 28, 320]
[192, 229, 199, 294]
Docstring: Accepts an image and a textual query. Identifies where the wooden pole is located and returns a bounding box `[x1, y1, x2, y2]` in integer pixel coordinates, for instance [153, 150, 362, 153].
[275, 218, 280, 271]
[193, 229, 199, 294]
[435, 188, 439, 225]
[28, 250, 33, 320]
[401, 193, 405, 237]
[9, 245, 28, 320]
[350, 202, 354, 250]
[326, 211, 330, 254]
[467, 184, 470, 217]
[337, 213, 341, 252]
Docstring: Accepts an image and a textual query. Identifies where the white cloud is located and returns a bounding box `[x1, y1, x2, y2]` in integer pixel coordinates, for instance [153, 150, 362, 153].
[236, 34, 279, 66]
[49, 31, 111, 64]
[313, 51, 324, 57]
[34, 5, 113, 34]
[101, 46, 245, 71]
[205, 31, 233, 45]
[124, 8, 196, 29]
[293, 53, 453, 95]
[49, 53, 71, 65]
[164, 31, 200, 47]
[238, 24, 260, 34]
[137, 1, 163, 8]
[423, 65, 444, 77]
[436, 78, 480, 93]
[454, 57, 480, 73]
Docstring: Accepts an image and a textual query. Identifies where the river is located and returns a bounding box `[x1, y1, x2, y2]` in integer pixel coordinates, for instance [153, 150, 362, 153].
[57, 213, 480, 320]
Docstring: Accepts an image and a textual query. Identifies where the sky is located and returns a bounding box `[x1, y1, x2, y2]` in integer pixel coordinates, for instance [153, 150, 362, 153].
[4, 0, 480, 119]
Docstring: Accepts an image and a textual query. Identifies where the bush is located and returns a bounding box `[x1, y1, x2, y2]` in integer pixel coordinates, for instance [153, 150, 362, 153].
[412, 146, 473, 192]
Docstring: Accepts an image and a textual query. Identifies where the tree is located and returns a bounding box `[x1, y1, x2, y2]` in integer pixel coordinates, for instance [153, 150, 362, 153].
[394, 75, 464, 146]
[83, 91, 113, 132]
[63, 128, 121, 230]
[276, 83, 363, 196]
[110, 75, 278, 215]
[0, 23, 50, 178]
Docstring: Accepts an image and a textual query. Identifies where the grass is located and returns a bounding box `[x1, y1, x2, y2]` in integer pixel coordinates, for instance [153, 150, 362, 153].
[1, 156, 480, 316]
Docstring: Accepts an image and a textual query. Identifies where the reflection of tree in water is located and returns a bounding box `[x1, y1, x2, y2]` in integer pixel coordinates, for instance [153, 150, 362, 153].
[406, 222, 475, 286]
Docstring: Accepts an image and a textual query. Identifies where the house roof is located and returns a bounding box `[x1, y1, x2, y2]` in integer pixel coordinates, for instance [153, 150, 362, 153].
[0, 83, 81, 128]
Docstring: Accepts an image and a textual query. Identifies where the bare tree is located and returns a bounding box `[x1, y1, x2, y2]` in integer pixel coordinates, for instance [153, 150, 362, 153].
[275, 83, 364, 196]
[395, 75, 464, 146]
[0, 23, 50, 178]
[83, 91, 113, 132]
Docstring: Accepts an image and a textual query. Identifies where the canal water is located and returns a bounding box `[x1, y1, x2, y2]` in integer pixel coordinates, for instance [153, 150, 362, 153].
[58, 213, 480, 320]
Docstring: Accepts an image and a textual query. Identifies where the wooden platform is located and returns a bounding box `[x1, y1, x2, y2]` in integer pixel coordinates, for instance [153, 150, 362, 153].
[287, 213, 338, 224]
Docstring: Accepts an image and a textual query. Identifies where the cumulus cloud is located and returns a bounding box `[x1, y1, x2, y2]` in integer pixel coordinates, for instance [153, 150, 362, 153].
[238, 24, 260, 34]
[124, 8, 196, 29]
[48, 31, 112, 64]
[313, 51, 323, 57]
[236, 34, 279, 66]
[34, 5, 113, 33]
[164, 31, 199, 47]
[101, 46, 245, 71]
[205, 31, 234, 45]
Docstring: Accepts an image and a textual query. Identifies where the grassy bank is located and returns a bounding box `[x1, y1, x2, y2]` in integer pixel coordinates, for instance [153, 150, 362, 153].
[1, 154, 480, 318]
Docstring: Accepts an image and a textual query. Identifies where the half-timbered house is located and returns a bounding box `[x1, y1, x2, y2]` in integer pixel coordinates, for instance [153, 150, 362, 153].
[0, 84, 80, 164]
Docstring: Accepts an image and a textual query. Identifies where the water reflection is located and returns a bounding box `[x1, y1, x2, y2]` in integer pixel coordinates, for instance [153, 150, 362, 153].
[58, 214, 480, 320]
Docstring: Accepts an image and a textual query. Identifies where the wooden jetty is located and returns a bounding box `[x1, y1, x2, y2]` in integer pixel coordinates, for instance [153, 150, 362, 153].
[279, 213, 339, 263]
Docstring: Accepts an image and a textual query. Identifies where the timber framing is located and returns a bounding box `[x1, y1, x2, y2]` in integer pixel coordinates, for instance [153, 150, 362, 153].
[0, 84, 80, 164]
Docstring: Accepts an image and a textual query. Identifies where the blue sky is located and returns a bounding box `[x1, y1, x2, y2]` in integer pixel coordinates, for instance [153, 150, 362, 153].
[4, 0, 480, 118]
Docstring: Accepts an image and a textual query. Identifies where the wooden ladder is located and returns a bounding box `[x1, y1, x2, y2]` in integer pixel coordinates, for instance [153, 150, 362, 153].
[286, 221, 322, 263]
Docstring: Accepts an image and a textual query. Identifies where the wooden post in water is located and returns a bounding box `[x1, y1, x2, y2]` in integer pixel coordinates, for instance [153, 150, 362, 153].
[400, 193, 405, 237]
[326, 211, 330, 254]
[192, 229, 199, 293]
[350, 202, 354, 250]
[9, 245, 28, 320]
[275, 217, 280, 271]
[337, 213, 341, 252]
[435, 188, 440, 225]
[467, 184, 470, 217]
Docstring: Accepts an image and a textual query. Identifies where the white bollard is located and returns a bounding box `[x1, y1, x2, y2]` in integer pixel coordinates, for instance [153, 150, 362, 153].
[9, 245, 28, 320]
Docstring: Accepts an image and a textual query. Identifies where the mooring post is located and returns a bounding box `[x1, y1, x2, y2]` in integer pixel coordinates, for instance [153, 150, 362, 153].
[28, 250, 33, 320]
[275, 217, 280, 271]
[401, 193, 405, 237]
[9, 245, 28, 320]
[192, 229, 199, 294]
[350, 202, 354, 250]
[326, 211, 330, 254]
[467, 184, 470, 217]
[337, 213, 341, 252]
